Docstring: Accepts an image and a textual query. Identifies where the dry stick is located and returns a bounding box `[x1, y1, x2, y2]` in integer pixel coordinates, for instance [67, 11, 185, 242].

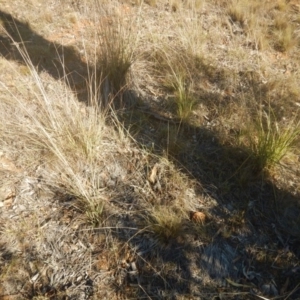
[137, 283, 152, 300]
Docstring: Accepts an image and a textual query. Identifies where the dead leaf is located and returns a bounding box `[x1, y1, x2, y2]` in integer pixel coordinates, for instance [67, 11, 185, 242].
[190, 211, 206, 224]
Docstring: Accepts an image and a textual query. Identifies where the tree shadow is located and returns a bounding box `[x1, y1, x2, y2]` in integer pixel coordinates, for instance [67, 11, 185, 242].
[0, 9, 300, 299]
[0, 9, 99, 105]
[110, 117, 300, 298]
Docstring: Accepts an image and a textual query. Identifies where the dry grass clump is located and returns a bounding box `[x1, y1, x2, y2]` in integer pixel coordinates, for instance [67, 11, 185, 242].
[96, 19, 132, 94]
[144, 206, 185, 243]
[167, 72, 197, 122]
[227, 0, 249, 27]
[225, 0, 299, 52]
[0, 47, 125, 225]
[128, 0, 205, 109]
[153, 46, 197, 122]
[0, 55, 137, 297]
[237, 105, 300, 177]
[94, 3, 139, 105]
[272, 23, 296, 52]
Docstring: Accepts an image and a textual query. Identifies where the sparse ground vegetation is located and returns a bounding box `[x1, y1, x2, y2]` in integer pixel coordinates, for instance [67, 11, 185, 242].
[0, 0, 300, 299]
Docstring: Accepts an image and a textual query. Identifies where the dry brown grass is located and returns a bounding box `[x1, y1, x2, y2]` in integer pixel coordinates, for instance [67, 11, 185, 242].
[1, 0, 300, 299]
[143, 206, 185, 243]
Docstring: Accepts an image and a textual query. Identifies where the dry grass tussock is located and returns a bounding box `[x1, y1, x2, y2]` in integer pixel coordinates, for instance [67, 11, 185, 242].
[0, 0, 300, 299]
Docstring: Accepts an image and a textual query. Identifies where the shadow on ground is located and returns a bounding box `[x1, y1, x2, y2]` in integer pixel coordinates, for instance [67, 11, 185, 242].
[1, 9, 300, 299]
[114, 116, 300, 298]
[0, 10, 99, 104]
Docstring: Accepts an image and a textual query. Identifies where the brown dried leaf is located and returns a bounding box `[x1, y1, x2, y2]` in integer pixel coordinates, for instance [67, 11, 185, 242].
[190, 211, 206, 224]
